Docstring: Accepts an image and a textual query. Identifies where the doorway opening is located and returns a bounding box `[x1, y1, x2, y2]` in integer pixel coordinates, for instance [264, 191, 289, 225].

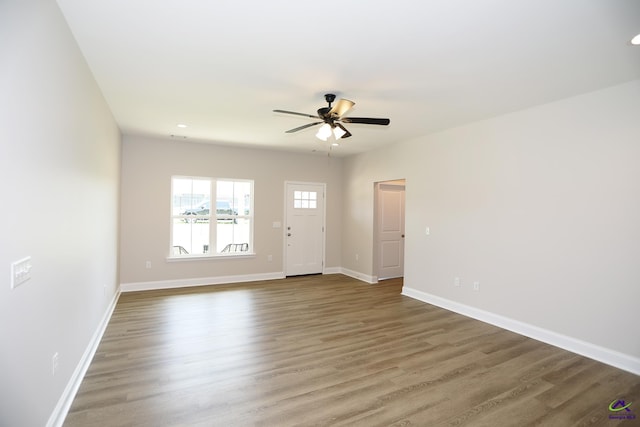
[374, 179, 406, 281]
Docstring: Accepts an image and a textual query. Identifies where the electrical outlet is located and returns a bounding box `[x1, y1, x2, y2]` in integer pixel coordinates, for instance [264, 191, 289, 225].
[454, 277, 460, 287]
[267, 254, 273, 262]
[473, 281, 480, 291]
[52, 352, 59, 376]
[145, 261, 151, 269]
[355, 253, 359, 261]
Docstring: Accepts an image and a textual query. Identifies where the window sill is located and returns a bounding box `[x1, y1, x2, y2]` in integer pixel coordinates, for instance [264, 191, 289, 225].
[166, 253, 256, 262]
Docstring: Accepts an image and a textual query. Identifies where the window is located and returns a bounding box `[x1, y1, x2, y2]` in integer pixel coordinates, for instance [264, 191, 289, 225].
[171, 176, 253, 257]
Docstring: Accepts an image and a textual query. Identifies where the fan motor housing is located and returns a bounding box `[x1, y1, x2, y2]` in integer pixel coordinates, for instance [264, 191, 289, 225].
[317, 107, 331, 119]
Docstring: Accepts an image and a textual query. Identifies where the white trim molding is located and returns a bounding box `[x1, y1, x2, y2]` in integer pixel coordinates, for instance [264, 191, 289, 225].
[338, 267, 378, 284]
[120, 271, 286, 293]
[47, 290, 121, 427]
[402, 286, 640, 376]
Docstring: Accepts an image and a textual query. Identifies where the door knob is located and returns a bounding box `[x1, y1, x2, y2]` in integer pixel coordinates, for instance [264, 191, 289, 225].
[402, 234, 405, 238]
[287, 233, 292, 237]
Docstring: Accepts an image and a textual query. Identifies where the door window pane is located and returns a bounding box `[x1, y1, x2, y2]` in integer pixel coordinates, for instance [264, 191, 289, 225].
[293, 190, 317, 209]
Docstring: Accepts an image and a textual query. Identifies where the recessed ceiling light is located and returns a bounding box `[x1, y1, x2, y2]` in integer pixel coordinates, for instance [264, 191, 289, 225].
[632, 33, 640, 45]
[177, 123, 188, 128]
[331, 142, 339, 147]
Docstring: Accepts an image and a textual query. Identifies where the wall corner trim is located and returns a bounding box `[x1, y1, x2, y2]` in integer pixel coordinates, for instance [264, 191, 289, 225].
[46, 290, 121, 427]
[338, 268, 378, 284]
[401, 286, 640, 376]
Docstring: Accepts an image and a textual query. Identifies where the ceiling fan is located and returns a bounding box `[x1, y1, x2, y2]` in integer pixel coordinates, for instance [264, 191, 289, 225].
[273, 94, 390, 141]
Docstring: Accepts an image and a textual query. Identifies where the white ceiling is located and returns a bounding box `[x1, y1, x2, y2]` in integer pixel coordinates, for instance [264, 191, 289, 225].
[56, 0, 640, 156]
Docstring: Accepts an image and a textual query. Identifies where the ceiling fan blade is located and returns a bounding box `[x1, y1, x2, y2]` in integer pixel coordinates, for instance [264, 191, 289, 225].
[285, 121, 323, 133]
[336, 123, 352, 138]
[341, 117, 390, 126]
[329, 99, 355, 117]
[273, 109, 318, 119]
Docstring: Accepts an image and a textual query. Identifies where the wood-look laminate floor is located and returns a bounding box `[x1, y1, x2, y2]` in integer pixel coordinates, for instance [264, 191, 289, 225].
[64, 275, 639, 427]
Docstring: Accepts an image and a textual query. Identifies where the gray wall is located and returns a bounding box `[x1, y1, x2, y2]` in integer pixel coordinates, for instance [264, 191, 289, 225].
[342, 80, 640, 361]
[0, 1, 121, 426]
[119, 136, 343, 285]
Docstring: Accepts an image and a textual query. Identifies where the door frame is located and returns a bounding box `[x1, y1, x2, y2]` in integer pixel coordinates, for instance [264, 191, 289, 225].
[283, 181, 327, 276]
[373, 179, 406, 280]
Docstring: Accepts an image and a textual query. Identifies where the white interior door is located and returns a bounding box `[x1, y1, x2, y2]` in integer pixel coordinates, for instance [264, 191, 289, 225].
[377, 182, 405, 280]
[285, 183, 325, 276]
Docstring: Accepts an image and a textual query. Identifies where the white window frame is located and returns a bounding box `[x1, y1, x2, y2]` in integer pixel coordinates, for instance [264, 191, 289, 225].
[169, 176, 254, 260]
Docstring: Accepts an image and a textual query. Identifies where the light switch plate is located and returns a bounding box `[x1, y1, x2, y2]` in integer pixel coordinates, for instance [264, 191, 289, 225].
[11, 256, 32, 289]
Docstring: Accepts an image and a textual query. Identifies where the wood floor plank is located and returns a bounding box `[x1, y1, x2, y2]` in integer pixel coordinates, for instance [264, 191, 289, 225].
[64, 275, 639, 427]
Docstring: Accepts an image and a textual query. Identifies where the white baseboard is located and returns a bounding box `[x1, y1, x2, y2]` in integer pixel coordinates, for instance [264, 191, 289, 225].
[338, 267, 378, 284]
[121, 270, 375, 293]
[46, 290, 121, 427]
[401, 286, 640, 376]
[120, 271, 286, 292]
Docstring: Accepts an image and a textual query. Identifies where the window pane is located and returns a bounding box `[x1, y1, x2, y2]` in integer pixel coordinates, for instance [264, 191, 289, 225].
[216, 218, 251, 253]
[216, 180, 233, 215]
[172, 178, 192, 215]
[217, 180, 252, 216]
[235, 181, 252, 215]
[172, 178, 210, 216]
[171, 176, 211, 256]
[172, 218, 210, 255]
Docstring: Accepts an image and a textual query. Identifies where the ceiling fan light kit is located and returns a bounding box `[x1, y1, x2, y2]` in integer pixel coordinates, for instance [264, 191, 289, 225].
[274, 93, 390, 142]
[315, 123, 333, 141]
[333, 125, 347, 140]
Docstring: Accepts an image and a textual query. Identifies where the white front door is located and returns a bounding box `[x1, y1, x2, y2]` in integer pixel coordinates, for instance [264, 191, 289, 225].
[377, 182, 405, 280]
[285, 182, 325, 276]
